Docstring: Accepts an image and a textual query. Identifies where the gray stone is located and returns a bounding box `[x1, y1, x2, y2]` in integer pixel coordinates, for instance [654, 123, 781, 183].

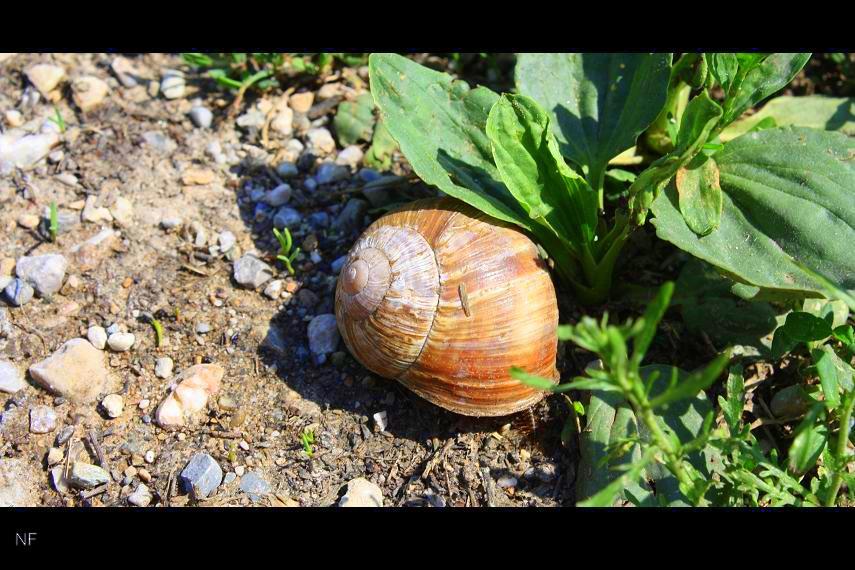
[15, 253, 67, 297]
[106, 323, 121, 335]
[29, 405, 57, 433]
[236, 109, 266, 129]
[275, 162, 299, 179]
[189, 106, 213, 129]
[4, 278, 33, 306]
[239, 471, 272, 503]
[0, 360, 25, 393]
[261, 184, 292, 207]
[180, 453, 223, 499]
[141, 131, 177, 154]
[69, 462, 110, 489]
[161, 75, 186, 99]
[333, 199, 368, 233]
[273, 207, 302, 230]
[0, 132, 60, 169]
[233, 254, 274, 289]
[308, 314, 340, 356]
[358, 168, 382, 183]
[339, 477, 383, 507]
[217, 231, 236, 253]
[315, 162, 350, 185]
[223, 472, 237, 485]
[263, 280, 283, 300]
[155, 357, 174, 379]
[128, 483, 152, 507]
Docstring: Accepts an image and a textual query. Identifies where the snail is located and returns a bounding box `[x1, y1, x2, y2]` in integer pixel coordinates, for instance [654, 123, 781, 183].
[335, 197, 559, 417]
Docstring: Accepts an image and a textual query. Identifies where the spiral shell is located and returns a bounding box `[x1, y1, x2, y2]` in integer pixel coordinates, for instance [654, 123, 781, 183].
[335, 198, 559, 417]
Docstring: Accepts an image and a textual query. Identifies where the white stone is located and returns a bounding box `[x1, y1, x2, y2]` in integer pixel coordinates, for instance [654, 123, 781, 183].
[339, 477, 384, 507]
[71, 76, 109, 112]
[28, 338, 108, 403]
[107, 332, 135, 352]
[0, 132, 60, 169]
[0, 360, 25, 393]
[87, 326, 108, 350]
[128, 484, 152, 507]
[373, 410, 388, 432]
[336, 145, 364, 168]
[263, 280, 283, 300]
[161, 75, 185, 99]
[306, 128, 336, 155]
[26, 64, 65, 97]
[109, 196, 134, 227]
[155, 364, 224, 428]
[82, 195, 113, 224]
[101, 394, 124, 418]
[155, 357, 174, 379]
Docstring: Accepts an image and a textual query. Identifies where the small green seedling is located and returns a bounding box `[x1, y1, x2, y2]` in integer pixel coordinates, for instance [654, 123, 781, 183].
[49, 106, 65, 133]
[300, 428, 315, 457]
[150, 318, 164, 348]
[48, 201, 59, 242]
[273, 227, 300, 275]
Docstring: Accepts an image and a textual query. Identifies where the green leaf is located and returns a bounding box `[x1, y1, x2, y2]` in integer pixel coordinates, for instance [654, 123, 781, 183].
[631, 282, 674, 366]
[649, 354, 730, 409]
[771, 311, 834, 359]
[334, 92, 376, 146]
[650, 127, 855, 296]
[364, 119, 398, 171]
[788, 404, 828, 473]
[673, 91, 724, 159]
[720, 53, 812, 127]
[675, 155, 723, 236]
[721, 96, 855, 142]
[515, 53, 672, 188]
[833, 325, 855, 351]
[368, 53, 528, 230]
[719, 365, 746, 433]
[813, 347, 841, 408]
[486, 93, 599, 250]
[674, 259, 780, 353]
[578, 447, 657, 508]
[706, 53, 739, 92]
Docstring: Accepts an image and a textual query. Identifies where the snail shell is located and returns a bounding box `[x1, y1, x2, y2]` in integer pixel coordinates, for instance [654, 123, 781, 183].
[335, 198, 559, 417]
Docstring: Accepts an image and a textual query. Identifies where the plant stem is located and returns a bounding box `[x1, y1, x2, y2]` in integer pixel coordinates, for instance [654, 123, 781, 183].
[825, 394, 855, 506]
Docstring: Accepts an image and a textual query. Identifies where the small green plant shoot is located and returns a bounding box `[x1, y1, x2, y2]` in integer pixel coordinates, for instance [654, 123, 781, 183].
[273, 227, 300, 275]
[49, 106, 66, 133]
[300, 428, 315, 458]
[48, 201, 59, 242]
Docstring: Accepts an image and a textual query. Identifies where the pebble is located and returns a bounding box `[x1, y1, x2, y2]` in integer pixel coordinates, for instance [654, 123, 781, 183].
[48, 150, 64, 163]
[87, 326, 108, 349]
[339, 477, 384, 507]
[315, 162, 350, 185]
[373, 410, 388, 432]
[4, 278, 34, 306]
[336, 145, 364, 168]
[17, 214, 40, 229]
[155, 364, 224, 428]
[217, 230, 236, 253]
[107, 332, 135, 352]
[239, 471, 272, 503]
[270, 105, 293, 136]
[68, 228, 118, 272]
[29, 338, 108, 403]
[189, 106, 213, 129]
[223, 472, 237, 485]
[139, 399, 150, 410]
[180, 453, 223, 499]
[262, 184, 292, 207]
[101, 394, 124, 418]
[5, 109, 23, 128]
[110, 196, 134, 227]
[233, 254, 274, 289]
[0, 360, 25, 393]
[128, 484, 152, 507]
[1, 459, 38, 506]
[141, 131, 177, 154]
[144, 450, 155, 464]
[236, 109, 266, 129]
[25, 64, 65, 97]
[110, 56, 139, 87]
[496, 475, 518, 489]
[154, 357, 174, 379]
[273, 207, 302, 229]
[161, 74, 186, 99]
[161, 216, 183, 230]
[771, 385, 810, 418]
[50, 466, 69, 494]
[29, 405, 57, 433]
[330, 256, 348, 274]
[71, 76, 109, 112]
[55, 426, 74, 446]
[0, 132, 60, 169]
[333, 199, 368, 233]
[289, 92, 314, 113]
[195, 322, 211, 334]
[306, 128, 336, 155]
[308, 314, 340, 356]
[275, 162, 299, 179]
[263, 280, 283, 300]
[281, 139, 304, 162]
[47, 447, 64, 466]
[106, 323, 121, 335]
[69, 462, 110, 489]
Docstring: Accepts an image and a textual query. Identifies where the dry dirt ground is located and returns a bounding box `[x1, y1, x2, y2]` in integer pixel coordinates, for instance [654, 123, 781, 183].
[0, 53, 574, 507]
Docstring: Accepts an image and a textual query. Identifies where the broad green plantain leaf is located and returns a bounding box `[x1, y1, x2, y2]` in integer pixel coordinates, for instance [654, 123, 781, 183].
[675, 155, 723, 236]
[720, 53, 812, 127]
[486, 94, 598, 249]
[721, 96, 855, 141]
[706, 53, 739, 93]
[650, 127, 855, 296]
[813, 347, 841, 408]
[515, 53, 672, 188]
[368, 53, 528, 229]
[788, 404, 828, 473]
[333, 92, 376, 146]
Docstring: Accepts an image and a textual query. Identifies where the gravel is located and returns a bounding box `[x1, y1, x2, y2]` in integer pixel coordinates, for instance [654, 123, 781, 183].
[128, 484, 153, 507]
[3, 278, 33, 306]
[307, 314, 340, 357]
[107, 332, 135, 352]
[306, 128, 336, 155]
[101, 394, 124, 418]
[332, 198, 368, 233]
[29, 406, 58, 433]
[339, 477, 384, 507]
[154, 357, 174, 379]
[273, 207, 302, 229]
[189, 106, 213, 129]
[180, 453, 223, 499]
[261, 184, 292, 207]
[87, 326, 108, 350]
[69, 462, 110, 489]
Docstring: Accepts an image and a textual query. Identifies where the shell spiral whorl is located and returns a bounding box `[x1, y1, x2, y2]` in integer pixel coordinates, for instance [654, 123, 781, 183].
[335, 198, 559, 417]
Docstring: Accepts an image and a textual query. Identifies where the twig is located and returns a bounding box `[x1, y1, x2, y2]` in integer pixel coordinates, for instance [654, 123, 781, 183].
[80, 484, 108, 500]
[202, 429, 242, 439]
